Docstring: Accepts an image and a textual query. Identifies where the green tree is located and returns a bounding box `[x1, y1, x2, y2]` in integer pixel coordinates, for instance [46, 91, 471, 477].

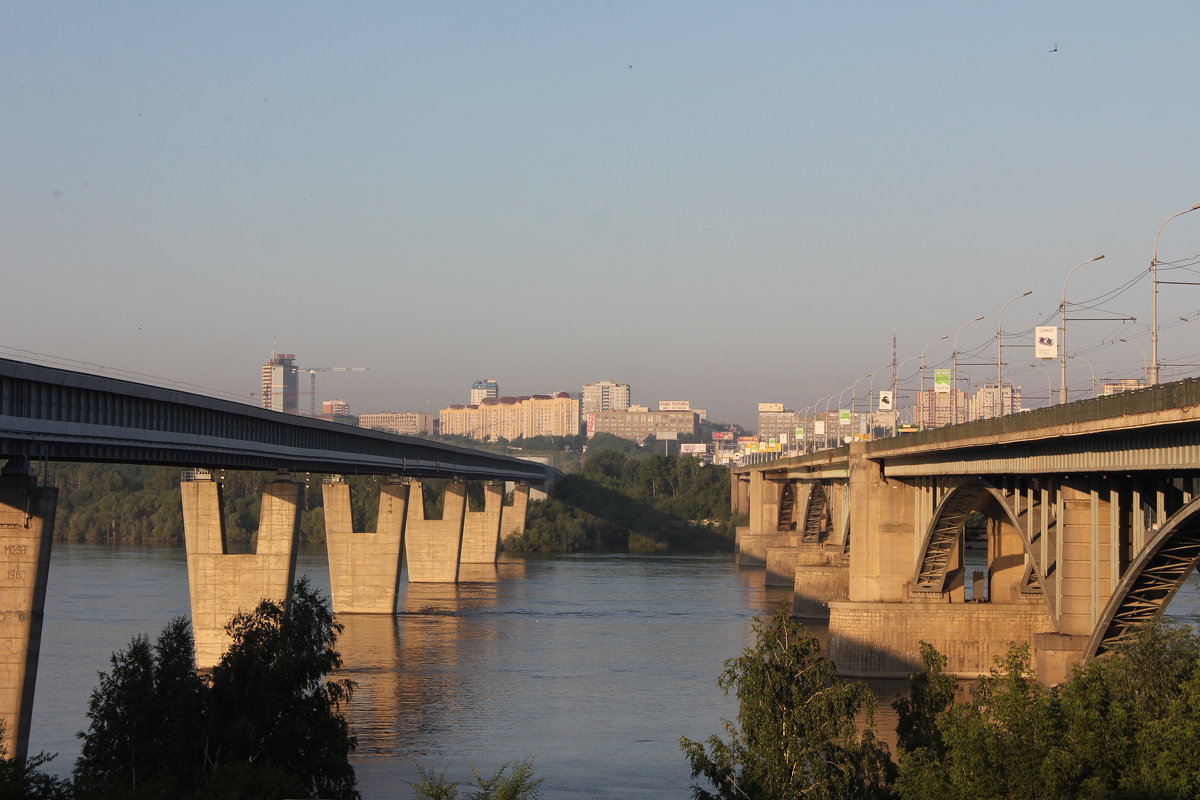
[408, 759, 543, 800]
[680, 608, 894, 800]
[0, 723, 71, 800]
[74, 579, 358, 800]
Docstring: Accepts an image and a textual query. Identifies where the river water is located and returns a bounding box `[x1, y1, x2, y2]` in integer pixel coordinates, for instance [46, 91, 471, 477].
[27, 543, 1200, 798]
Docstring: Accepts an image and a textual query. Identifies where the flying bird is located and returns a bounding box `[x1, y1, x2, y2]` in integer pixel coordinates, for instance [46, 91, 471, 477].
[1049, 42, 1058, 52]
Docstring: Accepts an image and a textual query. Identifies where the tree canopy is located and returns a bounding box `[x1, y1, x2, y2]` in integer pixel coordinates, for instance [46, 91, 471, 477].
[73, 578, 358, 800]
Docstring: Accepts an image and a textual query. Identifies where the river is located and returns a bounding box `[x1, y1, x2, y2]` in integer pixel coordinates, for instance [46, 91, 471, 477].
[26, 543, 1200, 798]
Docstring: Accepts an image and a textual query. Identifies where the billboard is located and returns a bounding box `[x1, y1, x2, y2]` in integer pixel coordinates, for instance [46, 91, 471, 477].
[878, 390, 894, 411]
[586, 413, 595, 433]
[839, 409, 852, 425]
[658, 400, 691, 411]
[711, 431, 735, 440]
[1035, 326, 1058, 359]
[757, 402, 785, 412]
[737, 435, 760, 444]
[679, 443, 707, 454]
[794, 427, 805, 437]
[934, 369, 951, 393]
[814, 421, 826, 435]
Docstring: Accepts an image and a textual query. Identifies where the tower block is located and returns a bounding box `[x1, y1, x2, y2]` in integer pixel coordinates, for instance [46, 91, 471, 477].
[181, 473, 300, 669]
[323, 478, 408, 613]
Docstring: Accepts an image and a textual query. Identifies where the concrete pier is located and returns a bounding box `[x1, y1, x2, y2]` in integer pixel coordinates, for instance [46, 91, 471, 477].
[404, 481, 466, 583]
[502, 483, 530, 542]
[323, 478, 408, 613]
[460, 482, 503, 564]
[0, 460, 55, 758]
[181, 473, 300, 669]
[793, 565, 849, 618]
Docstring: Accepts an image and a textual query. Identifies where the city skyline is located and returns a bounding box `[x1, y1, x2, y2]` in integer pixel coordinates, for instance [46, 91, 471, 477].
[4, 4, 1200, 428]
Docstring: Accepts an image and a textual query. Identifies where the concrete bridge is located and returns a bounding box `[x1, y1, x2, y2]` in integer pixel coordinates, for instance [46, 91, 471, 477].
[0, 357, 549, 756]
[733, 379, 1200, 685]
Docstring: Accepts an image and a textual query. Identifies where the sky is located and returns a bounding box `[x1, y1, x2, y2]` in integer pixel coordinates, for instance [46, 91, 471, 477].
[3, 2, 1200, 428]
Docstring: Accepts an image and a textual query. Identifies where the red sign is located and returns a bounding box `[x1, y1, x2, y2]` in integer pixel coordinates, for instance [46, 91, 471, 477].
[711, 431, 734, 440]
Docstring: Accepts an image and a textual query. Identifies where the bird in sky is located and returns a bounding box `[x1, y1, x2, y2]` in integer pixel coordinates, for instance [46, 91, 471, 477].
[1049, 42, 1058, 52]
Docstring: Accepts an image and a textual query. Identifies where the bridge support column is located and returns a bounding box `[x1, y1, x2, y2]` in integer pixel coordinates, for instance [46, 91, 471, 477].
[323, 478, 408, 614]
[0, 459, 55, 759]
[461, 482, 504, 564]
[182, 473, 300, 669]
[793, 563, 849, 618]
[501, 483, 530, 543]
[845, 443, 918, 602]
[404, 481, 466, 583]
[765, 542, 830, 586]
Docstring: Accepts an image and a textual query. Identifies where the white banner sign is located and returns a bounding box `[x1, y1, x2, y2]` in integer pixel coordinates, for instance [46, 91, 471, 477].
[878, 390, 894, 411]
[814, 421, 826, 435]
[1035, 326, 1058, 359]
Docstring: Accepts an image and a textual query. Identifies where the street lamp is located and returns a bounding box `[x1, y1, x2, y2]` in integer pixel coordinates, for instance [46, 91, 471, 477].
[952, 315, 985, 425]
[997, 290, 1033, 417]
[1119, 337, 1149, 378]
[1069, 353, 1097, 399]
[918, 335, 948, 427]
[1031, 362, 1054, 408]
[1060, 254, 1106, 404]
[1150, 204, 1200, 385]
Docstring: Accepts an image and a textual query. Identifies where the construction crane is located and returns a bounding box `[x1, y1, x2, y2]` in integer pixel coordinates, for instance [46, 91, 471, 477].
[304, 367, 370, 416]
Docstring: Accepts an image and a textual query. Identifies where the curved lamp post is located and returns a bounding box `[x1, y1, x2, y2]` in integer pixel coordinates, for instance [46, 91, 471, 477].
[997, 291, 1033, 416]
[952, 315, 985, 425]
[918, 335, 948, 427]
[1151, 204, 1200, 384]
[1119, 337, 1149, 378]
[1060, 254, 1106, 404]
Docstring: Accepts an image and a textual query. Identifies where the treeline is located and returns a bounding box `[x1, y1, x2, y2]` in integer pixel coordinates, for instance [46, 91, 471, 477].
[680, 609, 1200, 800]
[504, 448, 737, 553]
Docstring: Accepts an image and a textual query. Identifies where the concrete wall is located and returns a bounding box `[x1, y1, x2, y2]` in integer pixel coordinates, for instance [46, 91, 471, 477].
[764, 542, 834, 586]
[829, 601, 1054, 678]
[502, 483, 530, 540]
[182, 478, 300, 670]
[323, 480, 408, 613]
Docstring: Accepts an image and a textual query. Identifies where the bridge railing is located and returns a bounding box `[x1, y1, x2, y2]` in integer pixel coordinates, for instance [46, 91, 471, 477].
[865, 378, 1200, 454]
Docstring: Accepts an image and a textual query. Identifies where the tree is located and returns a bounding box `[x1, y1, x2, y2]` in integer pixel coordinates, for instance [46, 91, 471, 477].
[893, 622, 1200, 800]
[0, 722, 71, 800]
[74, 579, 358, 800]
[680, 607, 895, 800]
[408, 759, 543, 800]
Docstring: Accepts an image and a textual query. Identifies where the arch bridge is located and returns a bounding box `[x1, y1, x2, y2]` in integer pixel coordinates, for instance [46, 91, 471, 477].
[733, 379, 1200, 683]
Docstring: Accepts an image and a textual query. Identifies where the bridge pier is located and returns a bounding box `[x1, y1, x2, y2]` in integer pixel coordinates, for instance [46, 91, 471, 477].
[502, 483, 530, 542]
[793, 564, 849, 618]
[404, 481, 466, 583]
[460, 482, 504, 564]
[323, 477, 408, 614]
[0, 459, 55, 759]
[181, 472, 300, 669]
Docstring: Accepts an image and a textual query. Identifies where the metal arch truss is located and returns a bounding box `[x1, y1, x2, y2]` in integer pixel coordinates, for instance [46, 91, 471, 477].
[776, 481, 797, 532]
[1088, 495, 1200, 658]
[803, 482, 831, 543]
[910, 480, 1047, 595]
[911, 483, 991, 593]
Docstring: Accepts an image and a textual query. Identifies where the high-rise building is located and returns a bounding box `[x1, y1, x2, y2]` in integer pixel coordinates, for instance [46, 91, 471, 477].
[470, 379, 500, 405]
[757, 404, 804, 444]
[322, 400, 350, 417]
[440, 393, 579, 441]
[359, 411, 435, 436]
[913, 388, 967, 428]
[587, 408, 697, 443]
[1101, 379, 1147, 396]
[582, 381, 631, 415]
[969, 382, 1023, 421]
[261, 351, 299, 414]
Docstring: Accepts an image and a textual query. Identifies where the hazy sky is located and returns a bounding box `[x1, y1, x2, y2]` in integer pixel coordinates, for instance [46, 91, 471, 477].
[4, 2, 1200, 427]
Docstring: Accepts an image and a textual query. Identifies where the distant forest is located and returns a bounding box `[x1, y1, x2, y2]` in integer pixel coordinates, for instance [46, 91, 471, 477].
[35, 437, 739, 554]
